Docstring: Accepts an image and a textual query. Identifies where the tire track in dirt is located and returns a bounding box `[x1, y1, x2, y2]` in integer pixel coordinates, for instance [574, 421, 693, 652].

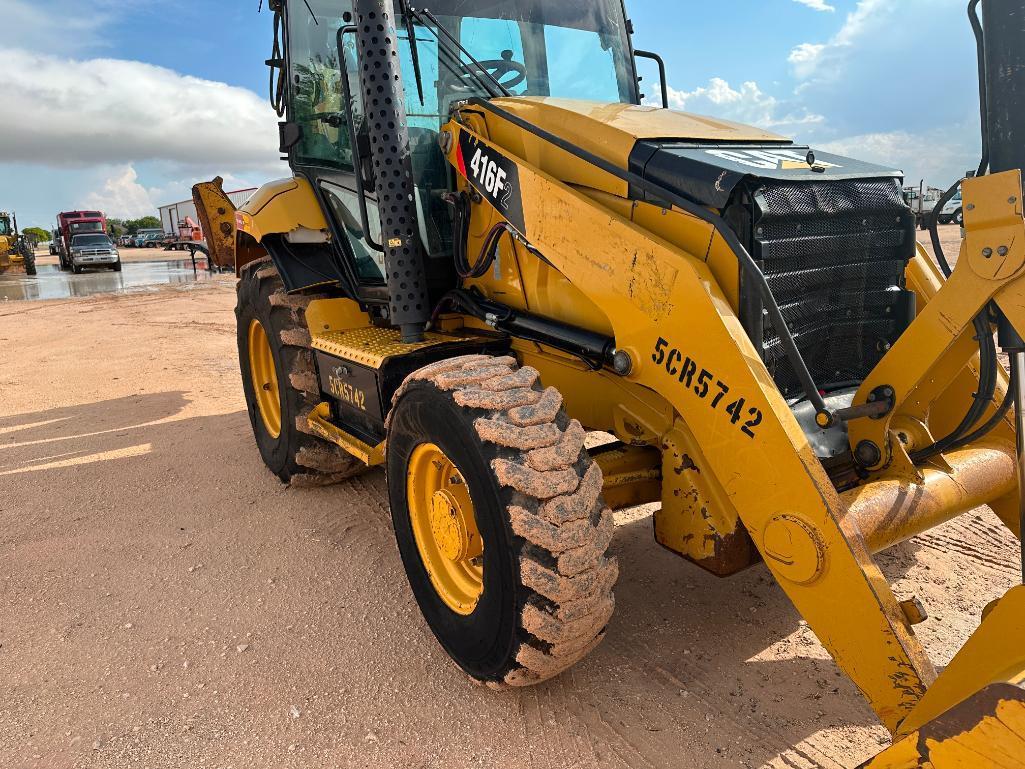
[620, 637, 846, 769]
[305, 472, 394, 556]
[520, 676, 649, 769]
[915, 513, 1020, 578]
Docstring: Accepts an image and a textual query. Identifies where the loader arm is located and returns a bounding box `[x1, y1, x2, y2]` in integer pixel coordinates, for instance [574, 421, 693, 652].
[442, 108, 1025, 743]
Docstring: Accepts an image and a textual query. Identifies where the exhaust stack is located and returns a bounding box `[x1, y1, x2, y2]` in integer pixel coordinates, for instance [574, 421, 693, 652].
[982, 0, 1025, 184]
[353, 0, 431, 343]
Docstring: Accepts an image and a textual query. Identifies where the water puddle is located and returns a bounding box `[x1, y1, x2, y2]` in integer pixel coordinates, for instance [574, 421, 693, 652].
[0, 260, 218, 302]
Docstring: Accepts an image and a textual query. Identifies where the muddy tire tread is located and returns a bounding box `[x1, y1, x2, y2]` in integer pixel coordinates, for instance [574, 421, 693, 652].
[237, 258, 366, 484]
[392, 355, 617, 687]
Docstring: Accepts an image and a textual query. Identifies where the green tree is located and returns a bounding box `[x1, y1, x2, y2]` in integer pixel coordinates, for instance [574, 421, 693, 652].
[23, 227, 51, 243]
[125, 216, 162, 234]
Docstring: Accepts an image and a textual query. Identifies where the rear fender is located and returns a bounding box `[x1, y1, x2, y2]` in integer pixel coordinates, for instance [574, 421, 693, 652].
[193, 176, 333, 280]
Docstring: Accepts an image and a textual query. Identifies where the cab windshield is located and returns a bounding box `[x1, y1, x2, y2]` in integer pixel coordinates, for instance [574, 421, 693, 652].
[69, 221, 104, 234]
[0, 218, 10, 237]
[72, 235, 113, 248]
[402, 0, 638, 118]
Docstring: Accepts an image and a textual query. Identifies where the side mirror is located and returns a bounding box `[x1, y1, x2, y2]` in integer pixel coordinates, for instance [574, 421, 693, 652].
[278, 121, 303, 155]
[634, 50, 669, 109]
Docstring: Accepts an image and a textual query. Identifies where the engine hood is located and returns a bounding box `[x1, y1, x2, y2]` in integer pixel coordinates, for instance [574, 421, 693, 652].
[483, 97, 902, 206]
[490, 97, 787, 169]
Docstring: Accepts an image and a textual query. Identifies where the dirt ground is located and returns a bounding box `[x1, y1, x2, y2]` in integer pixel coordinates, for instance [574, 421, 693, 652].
[1, 225, 1020, 769]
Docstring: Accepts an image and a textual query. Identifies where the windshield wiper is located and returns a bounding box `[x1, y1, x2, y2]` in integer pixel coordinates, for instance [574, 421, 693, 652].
[406, 6, 513, 99]
[399, 0, 426, 106]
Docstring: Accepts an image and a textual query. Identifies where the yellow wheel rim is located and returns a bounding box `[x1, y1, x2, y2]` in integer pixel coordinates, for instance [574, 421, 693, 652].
[248, 319, 282, 439]
[407, 443, 484, 615]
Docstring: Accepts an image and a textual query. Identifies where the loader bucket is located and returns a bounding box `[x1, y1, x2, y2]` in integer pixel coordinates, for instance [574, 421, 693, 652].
[192, 176, 238, 271]
[861, 684, 1025, 768]
[862, 586, 1025, 768]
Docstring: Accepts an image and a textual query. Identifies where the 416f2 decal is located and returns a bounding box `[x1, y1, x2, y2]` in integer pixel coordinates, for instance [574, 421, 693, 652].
[652, 337, 763, 439]
[457, 131, 527, 235]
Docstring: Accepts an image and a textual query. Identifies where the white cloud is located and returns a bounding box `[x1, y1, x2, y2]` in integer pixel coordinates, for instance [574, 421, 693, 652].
[788, 0, 891, 81]
[787, 43, 825, 75]
[818, 129, 979, 185]
[84, 166, 157, 219]
[5, 0, 114, 54]
[4, 0, 160, 55]
[792, 0, 836, 11]
[0, 48, 282, 173]
[664, 78, 824, 132]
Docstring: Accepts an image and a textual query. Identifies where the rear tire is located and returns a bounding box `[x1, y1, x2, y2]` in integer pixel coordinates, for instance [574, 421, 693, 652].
[954, 208, 964, 226]
[236, 258, 368, 486]
[387, 355, 618, 687]
[24, 254, 36, 276]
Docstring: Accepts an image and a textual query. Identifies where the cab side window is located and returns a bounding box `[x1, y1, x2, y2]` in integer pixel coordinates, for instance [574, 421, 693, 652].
[288, 2, 356, 169]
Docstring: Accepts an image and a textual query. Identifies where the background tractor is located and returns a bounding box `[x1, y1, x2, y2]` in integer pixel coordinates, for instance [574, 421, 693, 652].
[195, 0, 1025, 764]
[0, 211, 37, 276]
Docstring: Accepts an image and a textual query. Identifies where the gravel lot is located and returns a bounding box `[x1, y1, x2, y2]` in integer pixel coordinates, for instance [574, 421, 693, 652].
[1, 225, 1019, 769]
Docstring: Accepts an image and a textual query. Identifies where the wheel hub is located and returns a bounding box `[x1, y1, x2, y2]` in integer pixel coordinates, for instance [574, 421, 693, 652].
[429, 488, 482, 563]
[407, 443, 484, 615]
[248, 319, 282, 439]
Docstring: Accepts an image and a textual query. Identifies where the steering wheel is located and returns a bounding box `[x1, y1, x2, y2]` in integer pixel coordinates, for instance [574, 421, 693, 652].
[458, 49, 527, 92]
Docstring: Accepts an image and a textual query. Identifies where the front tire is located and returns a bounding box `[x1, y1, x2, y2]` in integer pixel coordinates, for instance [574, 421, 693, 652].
[236, 258, 368, 486]
[387, 355, 618, 687]
[954, 208, 964, 226]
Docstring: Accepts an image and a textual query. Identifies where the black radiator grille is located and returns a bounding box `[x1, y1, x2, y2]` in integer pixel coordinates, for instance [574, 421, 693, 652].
[742, 178, 916, 398]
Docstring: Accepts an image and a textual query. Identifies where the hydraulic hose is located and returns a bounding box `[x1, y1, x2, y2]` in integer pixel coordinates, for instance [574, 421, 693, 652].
[911, 318, 998, 463]
[914, 0, 1001, 462]
[447, 192, 503, 279]
[269, 7, 287, 118]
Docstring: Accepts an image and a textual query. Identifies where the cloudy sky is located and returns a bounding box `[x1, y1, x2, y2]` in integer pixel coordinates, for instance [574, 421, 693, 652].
[2, 0, 983, 229]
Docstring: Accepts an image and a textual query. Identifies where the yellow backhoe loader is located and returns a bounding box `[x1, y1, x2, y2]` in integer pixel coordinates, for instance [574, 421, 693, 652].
[0, 211, 37, 276]
[195, 0, 1025, 764]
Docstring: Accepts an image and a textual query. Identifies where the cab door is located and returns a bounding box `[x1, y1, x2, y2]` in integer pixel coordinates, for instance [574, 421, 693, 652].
[284, 0, 454, 301]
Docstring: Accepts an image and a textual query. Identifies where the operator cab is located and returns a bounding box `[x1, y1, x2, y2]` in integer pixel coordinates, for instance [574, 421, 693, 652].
[276, 0, 640, 301]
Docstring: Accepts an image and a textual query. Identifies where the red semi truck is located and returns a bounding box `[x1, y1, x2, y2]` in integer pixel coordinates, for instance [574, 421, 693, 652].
[55, 210, 111, 271]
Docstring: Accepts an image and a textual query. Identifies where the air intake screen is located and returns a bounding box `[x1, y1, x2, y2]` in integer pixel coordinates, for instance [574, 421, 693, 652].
[740, 178, 916, 398]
